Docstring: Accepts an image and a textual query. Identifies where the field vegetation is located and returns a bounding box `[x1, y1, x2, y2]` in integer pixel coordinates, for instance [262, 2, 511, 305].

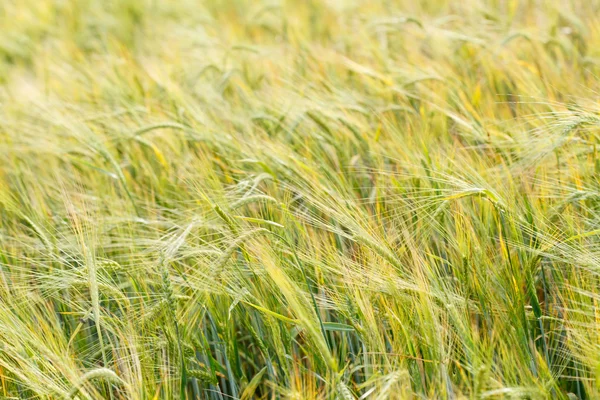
[1, 0, 600, 398]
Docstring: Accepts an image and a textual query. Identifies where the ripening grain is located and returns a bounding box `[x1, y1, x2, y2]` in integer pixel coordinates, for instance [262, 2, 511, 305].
[1, 1, 599, 399]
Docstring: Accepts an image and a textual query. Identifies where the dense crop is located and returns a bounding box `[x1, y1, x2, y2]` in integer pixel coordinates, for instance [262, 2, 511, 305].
[1, 1, 600, 398]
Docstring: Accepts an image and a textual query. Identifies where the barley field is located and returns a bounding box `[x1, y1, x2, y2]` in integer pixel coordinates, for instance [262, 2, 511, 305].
[1, 1, 600, 399]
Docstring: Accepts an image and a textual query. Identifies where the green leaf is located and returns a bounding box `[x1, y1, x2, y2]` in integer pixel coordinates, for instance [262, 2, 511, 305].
[323, 322, 355, 332]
